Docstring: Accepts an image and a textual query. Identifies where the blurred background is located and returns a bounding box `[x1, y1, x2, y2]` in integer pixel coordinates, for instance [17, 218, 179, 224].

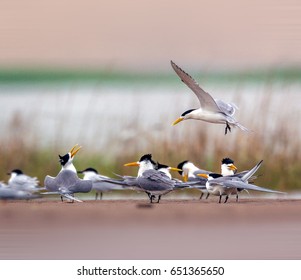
[0, 0, 301, 191]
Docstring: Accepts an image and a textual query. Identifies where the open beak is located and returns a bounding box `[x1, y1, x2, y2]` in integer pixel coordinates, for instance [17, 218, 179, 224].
[124, 162, 140, 167]
[172, 117, 184, 126]
[197, 173, 209, 179]
[70, 144, 82, 158]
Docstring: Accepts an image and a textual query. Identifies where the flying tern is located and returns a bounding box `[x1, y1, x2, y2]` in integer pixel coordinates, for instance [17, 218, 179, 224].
[171, 60, 249, 134]
[198, 160, 285, 203]
[44, 144, 92, 202]
[78, 167, 126, 200]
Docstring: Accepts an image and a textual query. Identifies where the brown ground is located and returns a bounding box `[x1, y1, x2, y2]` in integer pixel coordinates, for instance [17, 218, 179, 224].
[0, 198, 300, 260]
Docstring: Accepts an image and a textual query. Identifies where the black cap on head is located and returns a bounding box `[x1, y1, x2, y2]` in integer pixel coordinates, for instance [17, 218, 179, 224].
[181, 109, 196, 117]
[77, 167, 98, 174]
[139, 154, 156, 166]
[7, 169, 23, 175]
[59, 153, 70, 166]
[177, 160, 189, 175]
[156, 162, 168, 170]
[222, 158, 234, 165]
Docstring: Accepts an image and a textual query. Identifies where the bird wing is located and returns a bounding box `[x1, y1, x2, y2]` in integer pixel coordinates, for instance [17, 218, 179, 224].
[241, 160, 263, 182]
[215, 99, 236, 116]
[171, 60, 220, 112]
[222, 180, 285, 194]
[44, 175, 59, 192]
[10, 174, 39, 188]
[174, 181, 205, 189]
[68, 179, 92, 193]
[90, 173, 110, 181]
[137, 170, 174, 191]
[96, 177, 137, 188]
[92, 181, 125, 191]
[44, 170, 92, 193]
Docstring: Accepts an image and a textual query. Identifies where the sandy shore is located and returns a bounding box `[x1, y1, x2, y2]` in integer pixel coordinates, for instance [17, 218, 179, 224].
[0, 198, 300, 260]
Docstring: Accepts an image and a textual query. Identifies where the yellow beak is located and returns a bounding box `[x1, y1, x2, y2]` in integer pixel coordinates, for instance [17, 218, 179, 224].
[172, 117, 184, 126]
[169, 167, 182, 172]
[229, 164, 238, 171]
[70, 144, 82, 158]
[197, 173, 209, 179]
[183, 174, 188, 182]
[124, 162, 140, 167]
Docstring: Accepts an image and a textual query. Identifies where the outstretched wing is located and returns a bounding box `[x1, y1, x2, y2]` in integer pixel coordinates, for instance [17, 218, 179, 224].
[68, 179, 92, 193]
[44, 171, 92, 193]
[171, 60, 220, 112]
[223, 180, 285, 194]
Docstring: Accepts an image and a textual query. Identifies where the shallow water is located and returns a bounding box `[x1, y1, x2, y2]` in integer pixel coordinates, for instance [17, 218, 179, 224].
[0, 82, 300, 157]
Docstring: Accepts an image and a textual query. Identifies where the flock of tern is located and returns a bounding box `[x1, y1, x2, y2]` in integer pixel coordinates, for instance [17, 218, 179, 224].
[0, 61, 285, 203]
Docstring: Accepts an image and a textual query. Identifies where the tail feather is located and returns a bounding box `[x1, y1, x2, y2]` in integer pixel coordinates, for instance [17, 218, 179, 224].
[241, 160, 263, 182]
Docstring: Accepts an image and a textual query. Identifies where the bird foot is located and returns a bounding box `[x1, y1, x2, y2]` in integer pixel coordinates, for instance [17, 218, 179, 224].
[225, 122, 231, 135]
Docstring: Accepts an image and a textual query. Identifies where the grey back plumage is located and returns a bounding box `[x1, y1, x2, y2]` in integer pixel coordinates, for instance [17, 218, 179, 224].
[137, 169, 174, 192]
[44, 170, 92, 194]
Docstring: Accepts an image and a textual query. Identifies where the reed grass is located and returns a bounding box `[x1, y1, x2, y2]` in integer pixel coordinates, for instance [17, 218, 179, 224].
[0, 73, 300, 192]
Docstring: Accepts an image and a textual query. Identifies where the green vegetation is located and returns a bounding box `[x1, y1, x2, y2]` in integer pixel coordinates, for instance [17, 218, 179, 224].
[0, 68, 300, 192]
[0, 67, 301, 85]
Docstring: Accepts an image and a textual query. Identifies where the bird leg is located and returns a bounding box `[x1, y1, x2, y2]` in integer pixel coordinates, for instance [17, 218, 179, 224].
[61, 196, 64, 202]
[224, 196, 229, 203]
[225, 122, 231, 135]
[150, 195, 155, 203]
[199, 193, 204, 200]
[157, 195, 161, 203]
[100, 192, 103, 200]
[95, 192, 99, 200]
[218, 195, 222, 203]
[206, 193, 210, 199]
[236, 194, 239, 202]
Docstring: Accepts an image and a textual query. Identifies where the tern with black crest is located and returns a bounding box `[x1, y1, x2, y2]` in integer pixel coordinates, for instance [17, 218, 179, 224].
[44, 144, 92, 202]
[7, 169, 40, 193]
[78, 167, 126, 200]
[171, 60, 250, 134]
[198, 160, 285, 203]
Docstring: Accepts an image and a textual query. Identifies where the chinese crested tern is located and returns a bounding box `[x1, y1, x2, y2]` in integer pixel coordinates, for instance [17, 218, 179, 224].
[100, 154, 190, 203]
[221, 157, 255, 180]
[44, 145, 92, 202]
[171, 60, 249, 134]
[7, 169, 41, 193]
[78, 167, 126, 200]
[198, 160, 285, 203]
[177, 160, 210, 199]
